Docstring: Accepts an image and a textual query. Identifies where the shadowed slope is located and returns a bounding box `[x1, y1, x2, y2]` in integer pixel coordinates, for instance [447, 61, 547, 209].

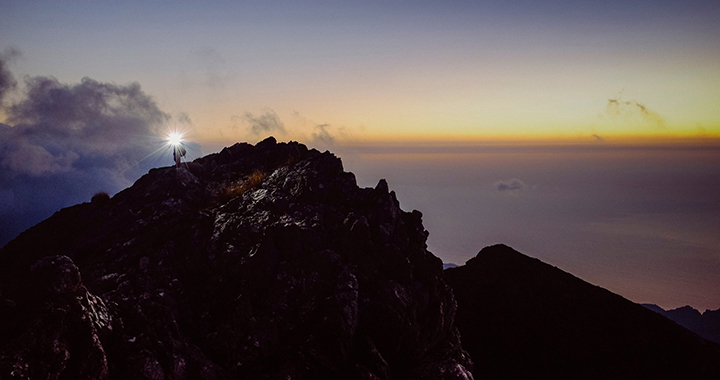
[445, 244, 720, 379]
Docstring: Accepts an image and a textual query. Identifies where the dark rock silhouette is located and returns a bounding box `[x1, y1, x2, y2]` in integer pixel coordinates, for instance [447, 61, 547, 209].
[643, 304, 720, 344]
[4, 137, 720, 380]
[91, 192, 111, 206]
[444, 244, 720, 379]
[0, 138, 472, 379]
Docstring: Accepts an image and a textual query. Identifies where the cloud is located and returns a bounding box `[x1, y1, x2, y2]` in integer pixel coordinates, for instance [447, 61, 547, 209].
[592, 134, 605, 142]
[0, 47, 21, 105]
[0, 59, 181, 245]
[312, 123, 335, 145]
[606, 97, 665, 129]
[192, 47, 229, 89]
[176, 112, 193, 126]
[244, 110, 286, 136]
[3, 76, 167, 174]
[495, 178, 525, 192]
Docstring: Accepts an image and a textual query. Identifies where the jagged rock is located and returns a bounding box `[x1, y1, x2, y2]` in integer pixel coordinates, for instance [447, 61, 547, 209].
[0, 138, 472, 379]
[0, 255, 109, 379]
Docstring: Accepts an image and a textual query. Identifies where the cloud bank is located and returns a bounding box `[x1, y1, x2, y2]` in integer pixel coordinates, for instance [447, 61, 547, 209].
[0, 51, 177, 245]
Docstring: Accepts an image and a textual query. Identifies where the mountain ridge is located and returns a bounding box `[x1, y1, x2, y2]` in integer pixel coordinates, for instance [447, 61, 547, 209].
[642, 303, 720, 344]
[0, 138, 473, 379]
[444, 244, 720, 379]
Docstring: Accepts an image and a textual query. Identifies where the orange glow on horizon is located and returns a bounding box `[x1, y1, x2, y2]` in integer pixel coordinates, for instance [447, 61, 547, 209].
[342, 133, 720, 146]
[194, 132, 720, 156]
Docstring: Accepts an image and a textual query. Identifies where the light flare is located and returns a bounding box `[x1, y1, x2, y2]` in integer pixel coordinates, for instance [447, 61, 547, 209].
[167, 131, 184, 147]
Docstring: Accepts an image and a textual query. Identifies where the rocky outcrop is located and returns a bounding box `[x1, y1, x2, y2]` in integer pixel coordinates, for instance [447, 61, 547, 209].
[445, 244, 720, 379]
[0, 256, 110, 379]
[0, 137, 473, 379]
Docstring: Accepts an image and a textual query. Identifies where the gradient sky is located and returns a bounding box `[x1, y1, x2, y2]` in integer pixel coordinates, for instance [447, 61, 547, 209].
[1, 1, 720, 310]
[338, 144, 720, 311]
[2, 0, 719, 144]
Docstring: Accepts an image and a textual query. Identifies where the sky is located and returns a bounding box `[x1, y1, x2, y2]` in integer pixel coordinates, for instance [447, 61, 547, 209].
[1, 0, 719, 310]
[338, 144, 720, 311]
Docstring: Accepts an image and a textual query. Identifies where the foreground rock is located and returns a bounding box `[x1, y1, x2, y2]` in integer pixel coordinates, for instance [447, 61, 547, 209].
[0, 138, 473, 379]
[445, 244, 720, 379]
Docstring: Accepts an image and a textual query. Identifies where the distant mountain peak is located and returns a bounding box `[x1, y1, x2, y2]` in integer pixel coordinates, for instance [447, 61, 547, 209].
[643, 303, 720, 344]
[446, 245, 720, 379]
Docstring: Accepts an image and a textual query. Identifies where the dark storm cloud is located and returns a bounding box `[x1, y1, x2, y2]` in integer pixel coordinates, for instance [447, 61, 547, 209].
[312, 123, 335, 145]
[0, 70, 174, 246]
[244, 110, 286, 136]
[607, 98, 665, 129]
[0, 47, 21, 105]
[495, 178, 525, 192]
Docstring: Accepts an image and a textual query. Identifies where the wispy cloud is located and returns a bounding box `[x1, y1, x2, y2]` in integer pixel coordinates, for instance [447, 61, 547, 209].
[192, 47, 230, 89]
[495, 178, 525, 192]
[0, 47, 21, 105]
[607, 97, 665, 129]
[312, 123, 335, 145]
[244, 110, 286, 136]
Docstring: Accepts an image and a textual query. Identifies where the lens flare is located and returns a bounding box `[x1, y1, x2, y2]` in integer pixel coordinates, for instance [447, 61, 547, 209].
[167, 132, 184, 147]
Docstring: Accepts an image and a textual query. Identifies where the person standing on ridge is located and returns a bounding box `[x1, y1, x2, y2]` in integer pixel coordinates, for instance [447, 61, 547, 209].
[173, 144, 186, 168]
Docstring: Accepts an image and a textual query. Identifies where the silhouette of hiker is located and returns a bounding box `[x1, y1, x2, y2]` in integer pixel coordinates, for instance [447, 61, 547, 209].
[173, 144, 187, 167]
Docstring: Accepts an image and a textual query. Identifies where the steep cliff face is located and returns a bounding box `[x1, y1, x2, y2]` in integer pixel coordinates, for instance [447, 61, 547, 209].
[0, 138, 473, 380]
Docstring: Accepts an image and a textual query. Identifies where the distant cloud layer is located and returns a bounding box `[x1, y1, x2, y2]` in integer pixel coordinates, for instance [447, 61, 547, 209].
[495, 178, 525, 192]
[0, 50, 176, 245]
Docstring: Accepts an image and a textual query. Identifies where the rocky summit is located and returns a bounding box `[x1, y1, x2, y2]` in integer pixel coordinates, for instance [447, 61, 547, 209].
[0, 138, 473, 380]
